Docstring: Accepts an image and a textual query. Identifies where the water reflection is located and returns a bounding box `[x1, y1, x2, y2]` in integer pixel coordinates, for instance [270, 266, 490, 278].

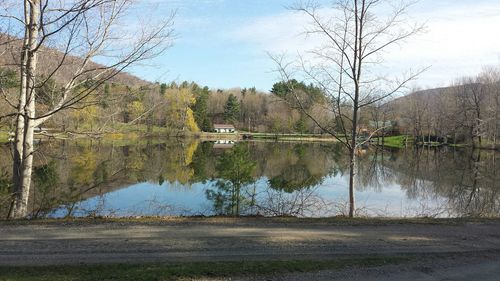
[0, 139, 498, 218]
[386, 148, 500, 217]
[206, 143, 257, 216]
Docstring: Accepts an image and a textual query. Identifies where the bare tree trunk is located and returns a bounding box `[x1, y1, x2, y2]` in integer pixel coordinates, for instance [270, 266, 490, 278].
[10, 0, 40, 219]
[348, 147, 356, 217]
[10, 4, 29, 218]
[348, 88, 360, 217]
[271, 0, 423, 218]
[236, 186, 240, 216]
[494, 92, 499, 149]
[4, 0, 173, 219]
[382, 111, 387, 146]
[494, 117, 498, 149]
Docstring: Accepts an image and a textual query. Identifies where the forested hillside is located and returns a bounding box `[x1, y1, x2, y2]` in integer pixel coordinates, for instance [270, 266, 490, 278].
[388, 68, 500, 148]
[0, 35, 149, 87]
[0, 35, 330, 135]
[1, 34, 498, 144]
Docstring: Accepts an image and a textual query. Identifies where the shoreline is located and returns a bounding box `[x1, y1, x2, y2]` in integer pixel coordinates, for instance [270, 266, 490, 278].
[2, 216, 499, 225]
[2, 129, 499, 150]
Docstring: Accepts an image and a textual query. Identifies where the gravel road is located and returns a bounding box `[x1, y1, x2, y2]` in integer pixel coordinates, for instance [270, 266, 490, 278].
[0, 219, 499, 279]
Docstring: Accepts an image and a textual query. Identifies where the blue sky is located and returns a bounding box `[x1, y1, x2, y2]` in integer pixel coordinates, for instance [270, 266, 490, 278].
[129, 0, 500, 92]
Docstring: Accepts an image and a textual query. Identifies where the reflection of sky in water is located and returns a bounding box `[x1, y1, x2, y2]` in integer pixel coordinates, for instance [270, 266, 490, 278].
[51, 174, 450, 218]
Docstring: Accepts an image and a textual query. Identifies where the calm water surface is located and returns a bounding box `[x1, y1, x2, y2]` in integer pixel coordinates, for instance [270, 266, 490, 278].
[1, 139, 498, 218]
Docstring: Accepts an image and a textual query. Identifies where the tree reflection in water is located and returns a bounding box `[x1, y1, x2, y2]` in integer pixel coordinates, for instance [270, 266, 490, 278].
[259, 144, 341, 217]
[206, 143, 257, 216]
[0, 139, 498, 219]
[364, 147, 500, 217]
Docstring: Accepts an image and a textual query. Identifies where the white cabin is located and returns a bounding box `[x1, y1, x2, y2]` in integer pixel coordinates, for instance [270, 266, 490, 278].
[214, 124, 236, 133]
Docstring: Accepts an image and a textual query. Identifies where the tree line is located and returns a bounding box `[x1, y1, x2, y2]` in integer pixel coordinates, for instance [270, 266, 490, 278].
[1, 76, 333, 135]
[391, 67, 500, 149]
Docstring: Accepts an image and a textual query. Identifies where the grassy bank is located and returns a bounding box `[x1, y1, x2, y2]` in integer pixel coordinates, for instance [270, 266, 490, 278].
[372, 135, 413, 148]
[373, 135, 500, 150]
[0, 257, 407, 281]
[197, 132, 240, 140]
[2, 216, 498, 227]
[250, 133, 342, 143]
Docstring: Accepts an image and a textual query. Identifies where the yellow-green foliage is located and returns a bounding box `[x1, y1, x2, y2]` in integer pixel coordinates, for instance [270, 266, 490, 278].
[164, 88, 200, 133]
[185, 107, 199, 132]
[163, 140, 199, 185]
[127, 101, 145, 121]
[71, 105, 99, 130]
[70, 147, 98, 185]
[0, 131, 9, 143]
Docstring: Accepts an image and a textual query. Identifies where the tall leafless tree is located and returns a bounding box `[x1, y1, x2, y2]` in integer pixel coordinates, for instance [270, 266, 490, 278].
[271, 0, 425, 217]
[477, 67, 500, 149]
[0, 0, 174, 219]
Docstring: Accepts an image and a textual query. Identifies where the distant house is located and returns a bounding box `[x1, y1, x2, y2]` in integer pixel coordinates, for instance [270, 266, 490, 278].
[214, 124, 236, 133]
[213, 140, 235, 149]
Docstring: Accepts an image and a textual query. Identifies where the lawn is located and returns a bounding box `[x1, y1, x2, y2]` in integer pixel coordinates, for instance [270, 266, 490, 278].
[373, 135, 413, 148]
[0, 257, 407, 281]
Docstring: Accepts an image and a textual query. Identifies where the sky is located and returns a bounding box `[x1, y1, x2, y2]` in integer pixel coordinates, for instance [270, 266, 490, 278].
[128, 0, 500, 92]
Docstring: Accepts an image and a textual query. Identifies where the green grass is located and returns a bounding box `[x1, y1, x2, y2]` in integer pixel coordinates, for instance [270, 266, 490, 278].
[0, 257, 408, 281]
[250, 133, 341, 142]
[373, 135, 412, 148]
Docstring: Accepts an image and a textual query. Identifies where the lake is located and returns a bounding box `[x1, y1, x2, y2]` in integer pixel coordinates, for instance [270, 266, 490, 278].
[1, 139, 498, 218]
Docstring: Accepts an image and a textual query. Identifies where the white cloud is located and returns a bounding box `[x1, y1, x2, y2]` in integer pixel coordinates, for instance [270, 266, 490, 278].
[225, 8, 326, 54]
[387, 1, 500, 86]
[226, 0, 500, 88]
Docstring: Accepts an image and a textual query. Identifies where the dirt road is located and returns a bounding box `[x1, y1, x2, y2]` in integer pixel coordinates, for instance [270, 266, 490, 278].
[1, 218, 499, 268]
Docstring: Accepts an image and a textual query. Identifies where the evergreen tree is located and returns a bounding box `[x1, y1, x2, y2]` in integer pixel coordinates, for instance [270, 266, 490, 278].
[160, 83, 167, 96]
[295, 116, 307, 134]
[223, 94, 240, 124]
[192, 86, 213, 131]
[271, 80, 324, 110]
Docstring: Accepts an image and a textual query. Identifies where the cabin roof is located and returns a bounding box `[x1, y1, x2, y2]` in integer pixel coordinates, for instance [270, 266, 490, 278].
[214, 124, 235, 129]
